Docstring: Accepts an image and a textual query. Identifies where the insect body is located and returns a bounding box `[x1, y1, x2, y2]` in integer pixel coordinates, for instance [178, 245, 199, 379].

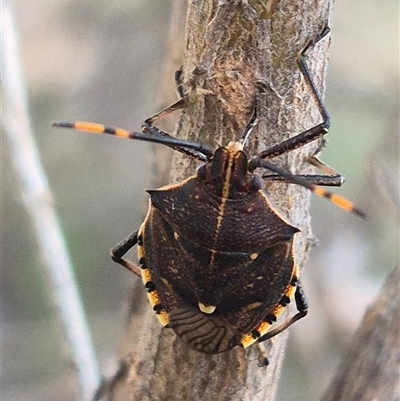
[137, 141, 301, 352]
[54, 27, 365, 358]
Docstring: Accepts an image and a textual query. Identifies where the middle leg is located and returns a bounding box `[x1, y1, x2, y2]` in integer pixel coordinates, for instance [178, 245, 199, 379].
[111, 229, 141, 277]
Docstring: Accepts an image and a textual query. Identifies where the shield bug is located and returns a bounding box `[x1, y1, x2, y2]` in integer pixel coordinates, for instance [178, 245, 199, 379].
[54, 27, 365, 359]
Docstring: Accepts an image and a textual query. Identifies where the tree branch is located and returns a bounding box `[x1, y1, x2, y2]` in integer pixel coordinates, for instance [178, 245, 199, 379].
[322, 265, 400, 401]
[109, 1, 334, 400]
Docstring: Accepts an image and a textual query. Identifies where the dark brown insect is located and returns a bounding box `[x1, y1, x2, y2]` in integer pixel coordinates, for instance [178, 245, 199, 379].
[54, 27, 365, 359]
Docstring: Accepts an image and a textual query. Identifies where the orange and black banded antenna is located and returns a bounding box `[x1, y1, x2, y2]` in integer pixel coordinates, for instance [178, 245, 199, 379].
[249, 158, 366, 219]
[52, 121, 212, 161]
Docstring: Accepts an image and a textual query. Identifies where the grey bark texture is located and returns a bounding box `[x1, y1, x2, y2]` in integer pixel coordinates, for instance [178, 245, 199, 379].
[106, 1, 334, 400]
[322, 264, 400, 401]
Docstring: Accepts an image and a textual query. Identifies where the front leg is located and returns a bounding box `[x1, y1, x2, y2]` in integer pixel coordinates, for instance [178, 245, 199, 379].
[262, 173, 344, 187]
[256, 26, 331, 161]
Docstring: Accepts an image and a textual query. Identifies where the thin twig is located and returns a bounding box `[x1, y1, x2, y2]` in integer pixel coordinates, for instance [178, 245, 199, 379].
[2, 3, 100, 400]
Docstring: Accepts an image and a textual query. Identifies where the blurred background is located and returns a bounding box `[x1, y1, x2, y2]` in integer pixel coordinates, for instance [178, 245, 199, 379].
[2, 1, 398, 400]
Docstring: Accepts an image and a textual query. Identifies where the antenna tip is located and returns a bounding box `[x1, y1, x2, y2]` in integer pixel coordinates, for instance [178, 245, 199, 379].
[353, 207, 367, 220]
[52, 121, 73, 129]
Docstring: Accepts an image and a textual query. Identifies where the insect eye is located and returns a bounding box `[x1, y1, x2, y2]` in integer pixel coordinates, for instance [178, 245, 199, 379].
[249, 175, 263, 192]
[196, 164, 207, 180]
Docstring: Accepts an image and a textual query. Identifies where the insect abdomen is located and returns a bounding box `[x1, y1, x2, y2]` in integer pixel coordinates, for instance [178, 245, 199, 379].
[168, 307, 240, 353]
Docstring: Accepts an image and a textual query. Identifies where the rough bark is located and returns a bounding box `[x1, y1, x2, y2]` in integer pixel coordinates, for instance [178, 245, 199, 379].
[322, 265, 400, 401]
[108, 1, 334, 400]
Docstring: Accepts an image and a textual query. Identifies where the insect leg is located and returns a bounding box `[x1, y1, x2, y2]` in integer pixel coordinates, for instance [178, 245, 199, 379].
[257, 122, 328, 160]
[262, 173, 343, 187]
[140, 88, 210, 162]
[256, 27, 331, 161]
[144, 66, 185, 126]
[110, 229, 141, 277]
[144, 98, 185, 126]
[303, 136, 342, 177]
[175, 67, 185, 98]
[297, 25, 331, 131]
[257, 279, 308, 343]
[307, 155, 341, 178]
[257, 342, 270, 367]
[240, 108, 258, 146]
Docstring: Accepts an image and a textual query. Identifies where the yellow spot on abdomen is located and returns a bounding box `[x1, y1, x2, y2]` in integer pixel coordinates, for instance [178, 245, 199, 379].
[137, 240, 145, 260]
[147, 291, 161, 307]
[241, 333, 256, 348]
[199, 303, 216, 314]
[156, 310, 169, 326]
[141, 268, 152, 285]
